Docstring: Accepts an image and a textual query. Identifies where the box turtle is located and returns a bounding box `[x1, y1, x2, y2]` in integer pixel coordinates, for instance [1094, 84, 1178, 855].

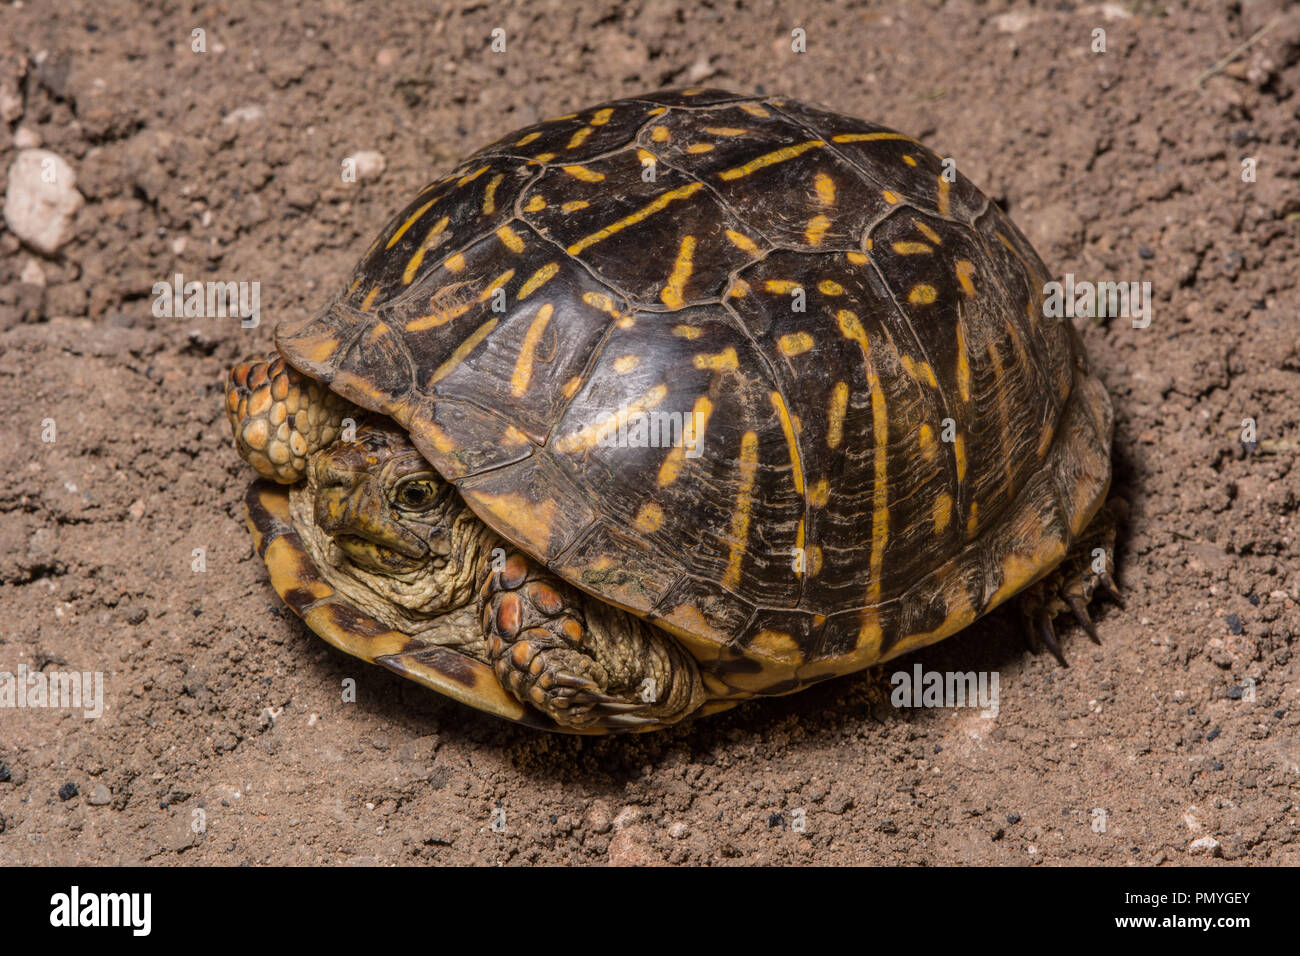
[226, 89, 1121, 733]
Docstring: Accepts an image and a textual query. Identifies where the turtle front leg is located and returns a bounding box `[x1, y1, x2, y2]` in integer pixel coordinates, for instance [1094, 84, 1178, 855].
[225, 355, 356, 483]
[477, 548, 705, 731]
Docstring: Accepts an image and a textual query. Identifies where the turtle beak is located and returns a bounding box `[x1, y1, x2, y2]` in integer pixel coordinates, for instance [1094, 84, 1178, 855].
[313, 465, 427, 573]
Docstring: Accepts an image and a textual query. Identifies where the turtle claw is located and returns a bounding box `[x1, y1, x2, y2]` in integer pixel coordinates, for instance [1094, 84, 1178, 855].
[598, 712, 660, 729]
[1067, 595, 1101, 644]
[552, 671, 606, 693]
[1097, 572, 1125, 609]
[585, 698, 650, 714]
[1036, 608, 1069, 667]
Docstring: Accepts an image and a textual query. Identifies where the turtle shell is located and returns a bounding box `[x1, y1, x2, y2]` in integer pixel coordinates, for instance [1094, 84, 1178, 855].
[276, 89, 1113, 702]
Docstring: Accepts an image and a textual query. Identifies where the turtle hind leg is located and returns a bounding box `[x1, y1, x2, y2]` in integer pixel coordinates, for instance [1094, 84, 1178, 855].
[1017, 498, 1127, 667]
[477, 548, 705, 732]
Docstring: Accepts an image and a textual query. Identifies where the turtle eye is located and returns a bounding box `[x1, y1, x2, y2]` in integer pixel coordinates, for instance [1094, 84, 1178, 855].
[393, 476, 441, 512]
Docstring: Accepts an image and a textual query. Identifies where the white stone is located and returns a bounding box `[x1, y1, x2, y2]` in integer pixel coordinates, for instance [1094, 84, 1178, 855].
[13, 125, 42, 149]
[222, 104, 266, 125]
[4, 149, 84, 256]
[992, 11, 1037, 33]
[347, 150, 386, 182]
[20, 257, 45, 286]
[1188, 836, 1220, 856]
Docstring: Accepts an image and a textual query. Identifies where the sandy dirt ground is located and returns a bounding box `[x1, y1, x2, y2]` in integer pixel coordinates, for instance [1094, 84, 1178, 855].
[0, 0, 1298, 866]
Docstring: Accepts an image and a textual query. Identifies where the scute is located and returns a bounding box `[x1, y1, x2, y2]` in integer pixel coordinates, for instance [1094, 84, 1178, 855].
[275, 89, 1113, 697]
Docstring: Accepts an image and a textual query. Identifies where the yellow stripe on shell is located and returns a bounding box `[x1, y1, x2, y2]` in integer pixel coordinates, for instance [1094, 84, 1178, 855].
[496, 225, 525, 252]
[656, 395, 713, 486]
[955, 321, 971, 401]
[385, 198, 437, 249]
[567, 182, 702, 255]
[660, 235, 696, 309]
[901, 355, 937, 387]
[481, 174, 504, 215]
[933, 492, 953, 534]
[915, 221, 942, 244]
[510, 304, 554, 397]
[554, 385, 669, 453]
[722, 431, 760, 589]
[518, 262, 558, 300]
[693, 347, 738, 372]
[634, 502, 664, 533]
[770, 391, 804, 495]
[837, 310, 889, 601]
[827, 381, 849, 448]
[918, 423, 937, 462]
[831, 132, 919, 144]
[778, 332, 814, 356]
[428, 318, 499, 385]
[893, 241, 932, 255]
[764, 279, 801, 294]
[562, 165, 605, 182]
[725, 229, 760, 254]
[718, 140, 824, 181]
[955, 259, 976, 296]
[805, 214, 831, 245]
[457, 165, 490, 186]
[402, 216, 451, 284]
[814, 173, 835, 206]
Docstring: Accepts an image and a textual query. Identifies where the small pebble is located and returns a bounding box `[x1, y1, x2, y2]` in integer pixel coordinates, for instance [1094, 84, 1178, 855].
[4, 149, 85, 255]
[346, 150, 386, 182]
[58, 782, 79, 801]
[1188, 835, 1220, 856]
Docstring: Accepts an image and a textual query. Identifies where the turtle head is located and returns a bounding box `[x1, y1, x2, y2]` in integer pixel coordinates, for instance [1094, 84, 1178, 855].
[292, 420, 494, 622]
[309, 424, 456, 576]
[229, 355, 496, 625]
